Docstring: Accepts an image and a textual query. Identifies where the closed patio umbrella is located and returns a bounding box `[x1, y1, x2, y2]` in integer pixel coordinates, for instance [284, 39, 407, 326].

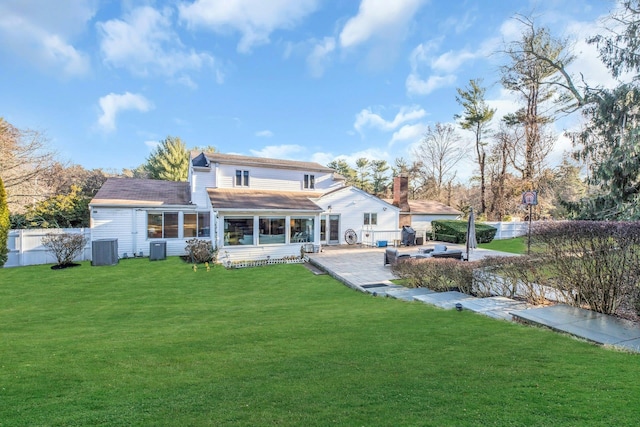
[466, 207, 477, 261]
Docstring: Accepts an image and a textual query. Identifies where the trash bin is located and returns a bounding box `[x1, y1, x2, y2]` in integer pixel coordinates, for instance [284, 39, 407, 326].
[416, 236, 424, 245]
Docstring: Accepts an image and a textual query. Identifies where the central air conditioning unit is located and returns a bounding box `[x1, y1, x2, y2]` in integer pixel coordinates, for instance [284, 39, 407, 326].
[92, 238, 118, 266]
[149, 241, 167, 261]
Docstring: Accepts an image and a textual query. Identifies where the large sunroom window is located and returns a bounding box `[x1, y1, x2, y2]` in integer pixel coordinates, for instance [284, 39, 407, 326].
[290, 217, 314, 242]
[224, 217, 254, 245]
[259, 217, 286, 244]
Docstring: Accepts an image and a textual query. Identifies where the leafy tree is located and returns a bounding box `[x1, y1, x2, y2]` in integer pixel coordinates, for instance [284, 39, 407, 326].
[455, 78, 496, 214]
[355, 158, 372, 192]
[567, 2, 640, 219]
[570, 84, 640, 219]
[500, 17, 574, 183]
[327, 159, 357, 186]
[20, 185, 90, 228]
[589, 0, 640, 78]
[369, 160, 390, 197]
[0, 177, 9, 267]
[145, 136, 189, 181]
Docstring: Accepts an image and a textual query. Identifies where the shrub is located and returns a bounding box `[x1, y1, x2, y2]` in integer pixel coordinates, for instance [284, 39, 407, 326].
[531, 221, 640, 315]
[185, 239, 218, 264]
[474, 256, 572, 305]
[41, 233, 88, 267]
[391, 258, 475, 293]
[432, 220, 497, 244]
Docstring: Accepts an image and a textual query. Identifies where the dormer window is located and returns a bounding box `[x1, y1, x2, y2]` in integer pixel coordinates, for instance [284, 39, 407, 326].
[304, 174, 315, 189]
[235, 170, 249, 187]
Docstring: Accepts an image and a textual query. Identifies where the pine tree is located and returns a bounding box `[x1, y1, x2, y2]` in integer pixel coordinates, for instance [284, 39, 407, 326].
[455, 79, 495, 214]
[0, 177, 10, 267]
[145, 136, 189, 181]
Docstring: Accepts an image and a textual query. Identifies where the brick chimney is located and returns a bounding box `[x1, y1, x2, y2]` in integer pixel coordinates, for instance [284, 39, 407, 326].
[392, 175, 410, 212]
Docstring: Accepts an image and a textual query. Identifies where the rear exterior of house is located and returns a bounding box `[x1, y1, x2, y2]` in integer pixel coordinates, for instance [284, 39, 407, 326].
[90, 152, 400, 262]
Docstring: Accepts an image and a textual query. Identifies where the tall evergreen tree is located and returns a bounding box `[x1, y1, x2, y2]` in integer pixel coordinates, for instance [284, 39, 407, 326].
[145, 136, 189, 181]
[0, 177, 9, 267]
[327, 159, 357, 186]
[455, 78, 495, 214]
[369, 160, 390, 197]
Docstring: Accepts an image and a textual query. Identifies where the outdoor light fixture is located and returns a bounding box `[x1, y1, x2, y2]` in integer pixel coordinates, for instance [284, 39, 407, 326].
[455, 303, 463, 311]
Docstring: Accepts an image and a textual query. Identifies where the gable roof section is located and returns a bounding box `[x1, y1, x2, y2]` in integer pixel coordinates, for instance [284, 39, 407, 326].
[382, 198, 461, 215]
[194, 151, 334, 173]
[90, 178, 191, 207]
[207, 188, 324, 212]
[317, 186, 399, 210]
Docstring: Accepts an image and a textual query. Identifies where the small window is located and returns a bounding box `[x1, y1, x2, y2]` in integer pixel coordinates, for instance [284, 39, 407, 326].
[363, 213, 377, 226]
[304, 174, 315, 189]
[235, 170, 249, 187]
[184, 212, 211, 238]
[147, 212, 178, 238]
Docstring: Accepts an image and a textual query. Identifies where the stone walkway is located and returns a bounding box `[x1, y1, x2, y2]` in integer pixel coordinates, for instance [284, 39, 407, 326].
[307, 244, 640, 353]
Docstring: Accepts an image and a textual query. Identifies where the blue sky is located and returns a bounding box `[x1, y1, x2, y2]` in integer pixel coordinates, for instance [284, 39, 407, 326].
[0, 0, 619, 182]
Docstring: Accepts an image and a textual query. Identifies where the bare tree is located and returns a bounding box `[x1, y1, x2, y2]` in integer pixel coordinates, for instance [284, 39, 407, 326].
[413, 123, 466, 202]
[0, 118, 56, 212]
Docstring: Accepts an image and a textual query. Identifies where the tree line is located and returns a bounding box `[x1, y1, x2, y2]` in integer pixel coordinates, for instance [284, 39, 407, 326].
[0, 124, 192, 229]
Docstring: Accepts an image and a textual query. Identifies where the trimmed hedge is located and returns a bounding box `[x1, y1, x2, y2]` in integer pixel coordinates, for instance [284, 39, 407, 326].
[432, 220, 497, 244]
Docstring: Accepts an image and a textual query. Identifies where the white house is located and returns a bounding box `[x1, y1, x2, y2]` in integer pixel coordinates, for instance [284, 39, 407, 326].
[90, 152, 399, 262]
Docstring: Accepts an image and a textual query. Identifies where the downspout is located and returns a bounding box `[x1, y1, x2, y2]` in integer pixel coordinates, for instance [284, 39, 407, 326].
[132, 209, 138, 256]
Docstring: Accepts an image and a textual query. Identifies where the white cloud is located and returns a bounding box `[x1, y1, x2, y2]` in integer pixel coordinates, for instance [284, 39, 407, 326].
[97, 92, 153, 132]
[339, 0, 426, 48]
[405, 42, 458, 96]
[179, 0, 319, 53]
[390, 123, 428, 146]
[307, 37, 336, 78]
[431, 50, 477, 73]
[144, 140, 160, 150]
[255, 130, 274, 137]
[406, 73, 456, 96]
[249, 144, 305, 159]
[0, 0, 93, 76]
[97, 6, 219, 84]
[354, 105, 427, 134]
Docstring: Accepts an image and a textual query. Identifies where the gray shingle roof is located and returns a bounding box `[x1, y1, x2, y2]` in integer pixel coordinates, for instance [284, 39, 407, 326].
[90, 178, 191, 206]
[192, 151, 334, 173]
[207, 188, 324, 211]
[382, 198, 461, 215]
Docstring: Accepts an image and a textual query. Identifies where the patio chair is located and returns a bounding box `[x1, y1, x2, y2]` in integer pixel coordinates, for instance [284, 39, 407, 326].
[383, 248, 411, 266]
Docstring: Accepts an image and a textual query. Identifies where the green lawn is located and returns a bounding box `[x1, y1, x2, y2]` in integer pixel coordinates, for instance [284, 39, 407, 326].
[479, 236, 527, 254]
[1, 258, 639, 426]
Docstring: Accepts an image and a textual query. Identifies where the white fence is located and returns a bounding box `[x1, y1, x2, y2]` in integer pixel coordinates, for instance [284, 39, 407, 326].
[5, 228, 92, 268]
[360, 221, 532, 247]
[482, 221, 530, 240]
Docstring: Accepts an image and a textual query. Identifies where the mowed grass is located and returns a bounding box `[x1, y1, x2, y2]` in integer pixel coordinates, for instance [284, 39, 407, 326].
[1, 258, 639, 426]
[479, 236, 527, 254]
